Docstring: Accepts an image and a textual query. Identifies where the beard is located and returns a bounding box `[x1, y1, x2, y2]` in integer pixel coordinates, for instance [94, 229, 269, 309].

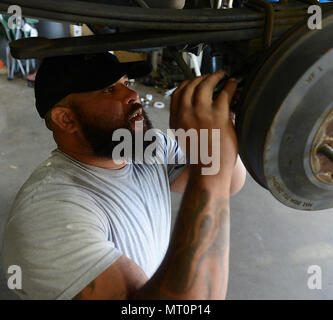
[73, 103, 154, 161]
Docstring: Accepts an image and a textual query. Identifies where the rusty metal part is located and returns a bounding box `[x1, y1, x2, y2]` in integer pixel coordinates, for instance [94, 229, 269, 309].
[246, 0, 275, 48]
[311, 110, 333, 185]
[318, 145, 333, 162]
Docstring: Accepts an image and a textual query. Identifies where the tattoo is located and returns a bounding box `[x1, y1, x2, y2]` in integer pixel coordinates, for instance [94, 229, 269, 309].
[159, 186, 230, 299]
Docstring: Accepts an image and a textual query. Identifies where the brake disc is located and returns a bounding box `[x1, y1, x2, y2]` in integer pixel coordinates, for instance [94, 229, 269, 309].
[236, 12, 333, 211]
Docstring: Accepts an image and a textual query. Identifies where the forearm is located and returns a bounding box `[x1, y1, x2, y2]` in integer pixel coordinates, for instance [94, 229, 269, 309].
[132, 169, 231, 299]
[171, 155, 246, 196]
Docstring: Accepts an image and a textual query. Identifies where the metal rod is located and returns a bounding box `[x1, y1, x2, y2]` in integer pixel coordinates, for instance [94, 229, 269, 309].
[215, 0, 223, 9]
[228, 0, 234, 9]
[318, 144, 333, 162]
[246, 0, 275, 48]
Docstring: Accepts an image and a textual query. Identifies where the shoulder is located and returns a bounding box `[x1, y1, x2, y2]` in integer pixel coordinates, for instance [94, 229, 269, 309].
[8, 151, 105, 227]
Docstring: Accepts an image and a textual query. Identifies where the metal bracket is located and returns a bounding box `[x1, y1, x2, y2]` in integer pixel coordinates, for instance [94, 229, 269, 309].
[246, 0, 275, 48]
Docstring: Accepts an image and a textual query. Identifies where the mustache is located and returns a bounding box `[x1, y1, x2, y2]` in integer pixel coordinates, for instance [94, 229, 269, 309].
[129, 103, 143, 115]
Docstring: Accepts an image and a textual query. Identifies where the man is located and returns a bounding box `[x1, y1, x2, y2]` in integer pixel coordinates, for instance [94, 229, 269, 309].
[2, 52, 246, 300]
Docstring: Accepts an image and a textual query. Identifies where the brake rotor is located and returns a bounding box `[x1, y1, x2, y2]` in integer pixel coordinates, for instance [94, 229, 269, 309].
[236, 12, 333, 211]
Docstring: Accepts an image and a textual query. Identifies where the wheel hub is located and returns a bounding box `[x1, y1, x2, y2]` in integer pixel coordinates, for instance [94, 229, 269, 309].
[236, 12, 333, 211]
[311, 109, 333, 185]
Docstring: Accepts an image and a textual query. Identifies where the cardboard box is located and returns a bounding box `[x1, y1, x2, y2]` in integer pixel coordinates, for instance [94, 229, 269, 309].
[113, 51, 147, 63]
[70, 24, 94, 37]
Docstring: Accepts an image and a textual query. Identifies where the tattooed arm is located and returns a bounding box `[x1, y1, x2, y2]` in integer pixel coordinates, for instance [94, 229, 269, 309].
[74, 71, 238, 300]
[132, 171, 232, 299]
[133, 72, 238, 299]
[132, 71, 237, 299]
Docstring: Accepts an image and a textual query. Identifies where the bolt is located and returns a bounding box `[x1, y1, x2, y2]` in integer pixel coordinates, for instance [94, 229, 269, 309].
[318, 144, 333, 162]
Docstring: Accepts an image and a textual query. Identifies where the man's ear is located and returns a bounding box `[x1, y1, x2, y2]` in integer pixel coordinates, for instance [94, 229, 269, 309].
[51, 106, 78, 134]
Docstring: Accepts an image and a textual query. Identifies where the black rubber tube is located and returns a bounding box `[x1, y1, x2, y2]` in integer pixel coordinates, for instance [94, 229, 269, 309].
[0, 2, 307, 30]
[0, 0, 312, 24]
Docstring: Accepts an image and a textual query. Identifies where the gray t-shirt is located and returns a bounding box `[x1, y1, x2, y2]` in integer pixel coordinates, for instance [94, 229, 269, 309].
[2, 131, 186, 300]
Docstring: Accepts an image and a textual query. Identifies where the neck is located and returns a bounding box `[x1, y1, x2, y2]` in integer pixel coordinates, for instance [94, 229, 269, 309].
[58, 145, 127, 170]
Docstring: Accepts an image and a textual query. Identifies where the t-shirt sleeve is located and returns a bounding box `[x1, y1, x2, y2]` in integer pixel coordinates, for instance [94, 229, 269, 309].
[158, 131, 187, 184]
[2, 194, 122, 300]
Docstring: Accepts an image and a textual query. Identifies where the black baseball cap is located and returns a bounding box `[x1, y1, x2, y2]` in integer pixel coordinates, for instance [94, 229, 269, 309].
[35, 52, 152, 118]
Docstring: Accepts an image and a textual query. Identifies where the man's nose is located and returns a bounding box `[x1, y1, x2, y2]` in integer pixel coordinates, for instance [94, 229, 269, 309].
[124, 86, 140, 105]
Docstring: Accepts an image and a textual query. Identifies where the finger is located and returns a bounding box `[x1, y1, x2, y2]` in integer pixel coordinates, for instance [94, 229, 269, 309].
[171, 79, 189, 100]
[192, 70, 225, 110]
[216, 78, 238, 106]
[171, 80, 189, 107]
[170, 75, 210, 128]
[179, 74, 210, 109]
[170, 80, 189, 128]
[214, 78, 238, 116]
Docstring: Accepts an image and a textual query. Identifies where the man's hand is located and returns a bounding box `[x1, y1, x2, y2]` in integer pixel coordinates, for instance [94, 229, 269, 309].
[170, 71, 238, 178]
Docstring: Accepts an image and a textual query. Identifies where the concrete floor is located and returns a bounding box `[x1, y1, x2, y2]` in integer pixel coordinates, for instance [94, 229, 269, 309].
[0, 73, 333, 300]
